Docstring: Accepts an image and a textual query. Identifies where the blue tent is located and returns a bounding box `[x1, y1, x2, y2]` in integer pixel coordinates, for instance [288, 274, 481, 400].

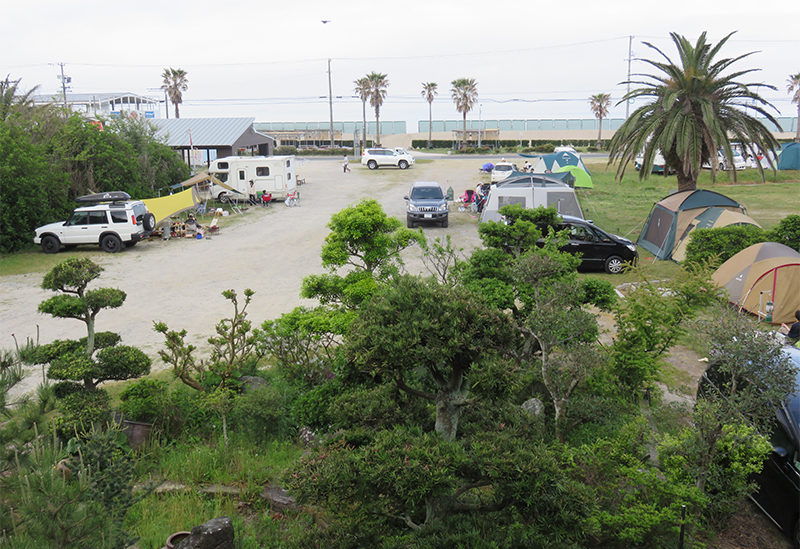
[778, 142, 800, 170]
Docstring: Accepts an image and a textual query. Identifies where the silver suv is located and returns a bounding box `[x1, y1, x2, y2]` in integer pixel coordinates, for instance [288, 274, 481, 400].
[361, 147, 415, 170]
[404, 181, 449, 228]
[34, 192, 155, 254]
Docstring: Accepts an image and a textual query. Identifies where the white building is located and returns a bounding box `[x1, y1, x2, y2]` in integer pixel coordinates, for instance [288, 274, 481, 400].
[34, 92, 163, 119]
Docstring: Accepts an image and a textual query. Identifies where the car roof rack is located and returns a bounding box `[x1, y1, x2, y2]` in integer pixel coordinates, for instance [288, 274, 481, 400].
[74, 191, 131, 204]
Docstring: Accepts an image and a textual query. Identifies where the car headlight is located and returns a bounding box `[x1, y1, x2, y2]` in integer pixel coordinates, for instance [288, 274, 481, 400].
[408, 204, 418, 212]
[626, 243, 636, 252]
[439, 204, 448, 212]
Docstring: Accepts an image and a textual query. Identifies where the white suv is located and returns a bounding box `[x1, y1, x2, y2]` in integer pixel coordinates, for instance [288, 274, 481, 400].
[361, 147, 415, 170]
[34, 192, 155, 254]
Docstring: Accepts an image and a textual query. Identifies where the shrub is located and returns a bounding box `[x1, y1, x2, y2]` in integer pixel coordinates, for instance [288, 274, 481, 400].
[229, 384, 294, 442]
[683, 224, 767, 267]
[119, 379, 169, 424]
[767, 213, 800, 251]
[532, 143, 555, 153]
[274, 145, 297, 155]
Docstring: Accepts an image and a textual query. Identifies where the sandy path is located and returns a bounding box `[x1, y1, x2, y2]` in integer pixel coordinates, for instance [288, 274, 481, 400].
[2, 155, 486, 398]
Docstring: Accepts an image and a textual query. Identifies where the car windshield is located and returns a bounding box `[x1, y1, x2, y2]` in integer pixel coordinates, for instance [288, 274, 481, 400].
[411, 187, 443, 199]
[495, 165, 512, 171]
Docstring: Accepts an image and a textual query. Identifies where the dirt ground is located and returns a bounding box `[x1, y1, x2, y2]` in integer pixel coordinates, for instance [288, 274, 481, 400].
[0, 153, 792, 547]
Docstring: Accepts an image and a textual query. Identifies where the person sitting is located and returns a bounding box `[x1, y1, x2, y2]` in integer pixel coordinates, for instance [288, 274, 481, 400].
[185, 213, 203, 236]
[782, 310, 800, 346]
[261, 192, 272, 207]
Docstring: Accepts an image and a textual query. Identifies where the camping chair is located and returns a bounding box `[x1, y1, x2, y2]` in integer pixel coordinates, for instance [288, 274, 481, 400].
[459, 190, 476, 212]
[207, 218, 219, 235]
[261, 192, 272, 207]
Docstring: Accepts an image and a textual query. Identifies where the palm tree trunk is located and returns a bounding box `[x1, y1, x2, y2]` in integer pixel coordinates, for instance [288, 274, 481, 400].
[428, 102, 433, 148]
[596, 116, 603, 149]
[375, 106, 381, 146]
[462, 113, 467, 149]
[362, 100, 367, 149]
[795, 103, 800, 142]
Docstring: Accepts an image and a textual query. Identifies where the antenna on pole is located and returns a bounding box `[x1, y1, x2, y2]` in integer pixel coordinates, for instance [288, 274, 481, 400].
[625, 36, 633, 119]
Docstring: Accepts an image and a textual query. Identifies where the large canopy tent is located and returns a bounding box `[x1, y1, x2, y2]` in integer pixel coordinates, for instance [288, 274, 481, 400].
[142, 172, 238, 224]
[712, 242, 800, 325]
[637, 190, 748, 261]
[480, 174, 584, 223]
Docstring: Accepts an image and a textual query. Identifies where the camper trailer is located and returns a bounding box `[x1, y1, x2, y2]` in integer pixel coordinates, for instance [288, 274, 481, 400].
[480, 174, 584, 223]
[208, 156, 296, 202]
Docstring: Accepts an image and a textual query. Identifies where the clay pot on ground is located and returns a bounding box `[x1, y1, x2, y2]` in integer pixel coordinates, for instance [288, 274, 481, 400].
[122, 419, 153, 450]
[165, 531, 191, 548]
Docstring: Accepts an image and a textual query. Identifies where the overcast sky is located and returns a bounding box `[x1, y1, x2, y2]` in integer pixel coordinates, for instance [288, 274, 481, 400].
[2, 0, 798, 130]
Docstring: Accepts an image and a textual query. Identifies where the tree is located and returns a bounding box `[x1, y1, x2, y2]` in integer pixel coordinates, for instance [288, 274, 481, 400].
[450, 78, 478, 149]
[608, 32, 781, 192]
[0, 75, 40, 122]
[366, 72, 389, 146]
[788, 72, 800, 142]
[588, 93, 611, 149]
[161, 67, 188, 119]
[346, 275, 516, 442]
[354, 77, 371, 149]
[421, 82, 438, 148]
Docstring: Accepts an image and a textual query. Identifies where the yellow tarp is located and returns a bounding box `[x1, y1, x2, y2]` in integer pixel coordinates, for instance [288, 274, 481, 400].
[142, 188, 200, 225]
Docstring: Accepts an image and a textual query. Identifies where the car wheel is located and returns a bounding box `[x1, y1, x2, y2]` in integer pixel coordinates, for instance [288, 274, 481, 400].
[398, 160, 408, 169]
[218, 193, 230, 204]
[719, 163, 725, 171]
[142, 213, 156, 232]
[367, 160, 378, 170]
[407, 217, 415, 228]
[441, 217, 449, 228]
[604, 255, 625, 274]
[41, 235, 60, 254]
[101, 234, 123, 253]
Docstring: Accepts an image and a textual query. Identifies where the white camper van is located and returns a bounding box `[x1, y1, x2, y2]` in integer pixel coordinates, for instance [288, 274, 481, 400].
[208, 156, 296, 202]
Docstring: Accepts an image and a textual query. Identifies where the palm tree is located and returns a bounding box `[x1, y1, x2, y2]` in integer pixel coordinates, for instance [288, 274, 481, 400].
[366, 72, 389, 146]
[0, 76, 39, 122]
[608, 32, 780, 192]
[588, 93, 611, 149]
[354, 77, 371, 150]
[421, 82, 438, 148]
[161, 68, 188, 119]
[788, 73, 800, 142]
[451, 78, 478, 149]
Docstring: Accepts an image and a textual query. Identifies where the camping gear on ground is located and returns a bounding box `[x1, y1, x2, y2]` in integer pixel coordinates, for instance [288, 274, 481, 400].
[637, 189, 748, 261]
[480, 163, 494, 173]
[778, 142, 800, 170]
[530, 151, 590, 175]
[480, 174, 584, 223]
[712, 242, 800, 325]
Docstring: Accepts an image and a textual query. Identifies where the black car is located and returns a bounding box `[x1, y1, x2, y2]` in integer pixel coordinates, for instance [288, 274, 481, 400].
[405, 181, 449, 228]
[541, 216, 638, 274]
[700, 345, 800, 546]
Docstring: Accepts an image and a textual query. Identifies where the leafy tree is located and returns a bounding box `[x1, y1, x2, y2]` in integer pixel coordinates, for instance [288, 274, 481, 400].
[345, 275, 516, 442]
[588, 92, 611, 149]
[768, 213, 800, 251]
[788, 72, 800, 142]
[421, 82, 438, 148]
[366, 72, 389, 146]
[154, 289, 258, 447]
[161, 67, 188, 118]
[354, 76, 371, 149]
[608, 32, 781, 191]
[301, 198, 423, 310]
[0, 75, 40, 122]
[450, 78, 478, 149]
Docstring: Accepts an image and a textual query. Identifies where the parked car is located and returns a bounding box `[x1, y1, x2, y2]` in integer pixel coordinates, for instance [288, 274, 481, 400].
[491, 161, 516, 183]
[33, 191, 155, 254]
[699, 345, 800, 547]
[404, 181, 449, 228]
[635, 150, 675, 175]
[703, 150, 747, 171]
[538, 215, 638, 274]
[361, 147, 415, 170]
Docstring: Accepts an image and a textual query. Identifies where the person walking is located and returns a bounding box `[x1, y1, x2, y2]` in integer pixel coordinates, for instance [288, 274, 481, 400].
[342, 155, 350, 173]
[248, 180, 257, 205]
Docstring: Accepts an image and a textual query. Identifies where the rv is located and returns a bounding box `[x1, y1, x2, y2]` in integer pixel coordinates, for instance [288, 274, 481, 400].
[208, 155, 297, 202]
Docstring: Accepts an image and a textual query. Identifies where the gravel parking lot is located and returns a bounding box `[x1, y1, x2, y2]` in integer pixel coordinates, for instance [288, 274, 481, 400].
[2, 153, 488, 397]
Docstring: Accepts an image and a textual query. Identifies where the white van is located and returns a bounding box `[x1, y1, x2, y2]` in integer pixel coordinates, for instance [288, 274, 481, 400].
[208, 155, 296, 202]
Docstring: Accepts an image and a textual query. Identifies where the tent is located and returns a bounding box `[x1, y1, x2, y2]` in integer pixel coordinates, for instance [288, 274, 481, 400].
[142, 172, 238, 224]
[480, 174, 584, 223]
[530, 151, 590, 175]
[671, 207, 762, 262]
[637, 190, 747, 261]
[778, 142, 800, 170]
[712, 242, 800, 325]
[555, 165, 593, 188]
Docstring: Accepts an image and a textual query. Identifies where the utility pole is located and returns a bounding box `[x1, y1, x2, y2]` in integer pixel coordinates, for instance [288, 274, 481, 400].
[328, 58, 334, 149]
[57, 62, 71, 109]
[625, 36, 633, 119]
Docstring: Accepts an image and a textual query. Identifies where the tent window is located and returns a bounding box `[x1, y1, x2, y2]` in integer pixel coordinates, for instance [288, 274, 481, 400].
[498, 196, 525, 209]
[256, 167, 270, 176]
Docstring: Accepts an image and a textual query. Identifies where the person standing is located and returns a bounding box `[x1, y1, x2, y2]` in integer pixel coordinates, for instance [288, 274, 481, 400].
[342, 155, 350, 173]
[248, 180, 257, 205]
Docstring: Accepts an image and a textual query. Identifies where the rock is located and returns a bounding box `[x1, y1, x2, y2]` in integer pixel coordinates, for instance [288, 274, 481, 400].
[239, 376, 268, 393]
[174, 516, 234, 549]
[261, 484, 298, 512]
[521, 398, 544, 416]
[298, 426, 316, 446]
